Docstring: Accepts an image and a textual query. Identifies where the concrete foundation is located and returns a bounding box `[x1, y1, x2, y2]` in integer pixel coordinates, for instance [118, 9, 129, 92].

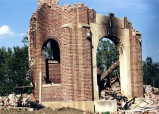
[42, 101, 94, 112]
[94, 100, 117, 113]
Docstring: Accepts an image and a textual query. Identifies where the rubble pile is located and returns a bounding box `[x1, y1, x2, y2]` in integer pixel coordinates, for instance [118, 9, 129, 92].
[100, 77, 131, 110]
[100, 88, 135, 111]
[0, 85, 159, 113]
[0, 93, 35, 108]
[144, 85, 159, 106]
[100, 82, 159, 113]
[114, 108, 159, 114]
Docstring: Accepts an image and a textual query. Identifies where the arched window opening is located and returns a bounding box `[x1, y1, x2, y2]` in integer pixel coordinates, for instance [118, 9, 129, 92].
[96, 38, 120, 99]
[43, 40, 60, 63]
[42, 39, 61, 84]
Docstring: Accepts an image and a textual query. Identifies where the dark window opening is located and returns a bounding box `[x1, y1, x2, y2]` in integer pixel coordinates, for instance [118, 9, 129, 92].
[43, 40, 60, 63]
[42, 39, 61, 84]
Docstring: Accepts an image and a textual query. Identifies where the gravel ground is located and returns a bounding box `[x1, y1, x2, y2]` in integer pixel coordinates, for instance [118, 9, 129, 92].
[0, 107, 92, 114]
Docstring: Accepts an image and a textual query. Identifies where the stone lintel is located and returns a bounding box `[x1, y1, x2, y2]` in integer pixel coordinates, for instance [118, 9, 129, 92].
[61, 23, 72, 28]
[48, 60, 58, 64]
[42, 84, 61, 87]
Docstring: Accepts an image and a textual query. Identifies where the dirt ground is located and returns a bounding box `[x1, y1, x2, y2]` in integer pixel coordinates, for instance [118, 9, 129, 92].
[0, 107, 92, 114]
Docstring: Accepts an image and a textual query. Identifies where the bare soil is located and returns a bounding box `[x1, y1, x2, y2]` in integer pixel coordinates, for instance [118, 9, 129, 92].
[0, 107, 92, 114]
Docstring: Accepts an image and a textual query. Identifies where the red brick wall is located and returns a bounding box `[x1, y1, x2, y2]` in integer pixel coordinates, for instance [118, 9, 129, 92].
[42, 86, 62, 101]
[28, 2, 96, 101]
[129, 29, 143, 98]
[48, 63, 61, 83]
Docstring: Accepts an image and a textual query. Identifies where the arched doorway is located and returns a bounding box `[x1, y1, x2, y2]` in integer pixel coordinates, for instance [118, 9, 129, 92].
[91, 34, 132, 100]
[90, 13, 136, 99]
[97, 38, 120, 99]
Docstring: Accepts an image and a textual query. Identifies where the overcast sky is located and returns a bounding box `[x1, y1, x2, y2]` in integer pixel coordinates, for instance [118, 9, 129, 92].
[0, 0, 159, 62]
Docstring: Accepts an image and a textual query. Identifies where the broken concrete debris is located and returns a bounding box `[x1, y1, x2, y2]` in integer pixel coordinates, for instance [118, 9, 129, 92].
[99, 84, 159, 113]
[0, 93, 35, 108]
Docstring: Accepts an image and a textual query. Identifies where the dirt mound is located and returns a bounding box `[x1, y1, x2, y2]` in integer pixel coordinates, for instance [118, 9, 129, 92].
[0, 107, 92, 114]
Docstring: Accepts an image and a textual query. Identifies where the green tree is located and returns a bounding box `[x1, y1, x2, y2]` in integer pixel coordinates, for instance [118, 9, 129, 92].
[44, 41, 54, 59]
[0, 47, 8, 95]
[143, 57, 159, 87]
[97, 39, 119, 77]
[0, 37, 32, 96]
[21, 36, 28, 46]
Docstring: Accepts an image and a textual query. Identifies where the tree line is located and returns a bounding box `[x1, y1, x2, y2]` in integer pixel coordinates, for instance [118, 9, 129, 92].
[142, 57, 159, 87]
[0, 37, 31, 96]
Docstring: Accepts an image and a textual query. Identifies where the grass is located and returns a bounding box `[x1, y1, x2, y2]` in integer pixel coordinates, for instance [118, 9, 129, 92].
[102, 112, 110, 114]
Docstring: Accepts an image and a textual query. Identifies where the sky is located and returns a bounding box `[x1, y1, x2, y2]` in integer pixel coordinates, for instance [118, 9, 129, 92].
[0, 0, 159, 62]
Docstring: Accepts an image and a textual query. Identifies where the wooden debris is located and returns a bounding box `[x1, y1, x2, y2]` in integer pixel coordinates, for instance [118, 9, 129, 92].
[100, 60, 119, 81]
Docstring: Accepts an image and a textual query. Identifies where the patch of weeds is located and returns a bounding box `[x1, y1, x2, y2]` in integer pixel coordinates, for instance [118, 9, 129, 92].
[102, 112, 110, 114]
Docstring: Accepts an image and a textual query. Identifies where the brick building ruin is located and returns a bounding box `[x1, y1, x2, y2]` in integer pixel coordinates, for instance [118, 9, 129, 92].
[28, 0, 143, 111]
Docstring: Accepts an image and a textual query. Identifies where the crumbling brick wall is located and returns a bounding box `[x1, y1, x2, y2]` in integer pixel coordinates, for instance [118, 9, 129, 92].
[130, 30, 143, 97]
[28, 0, 96, 102]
